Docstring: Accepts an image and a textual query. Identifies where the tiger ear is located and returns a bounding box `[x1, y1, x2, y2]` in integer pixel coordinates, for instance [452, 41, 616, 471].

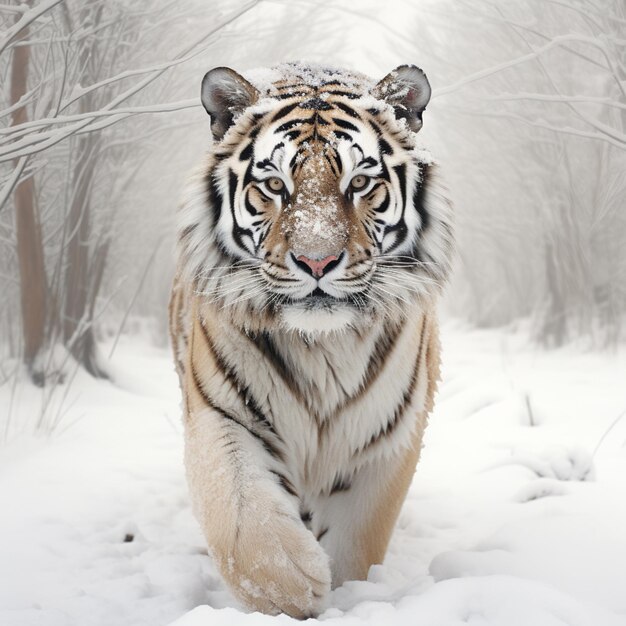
[201, 67, 259, 140]
[373, 65, 431, 133]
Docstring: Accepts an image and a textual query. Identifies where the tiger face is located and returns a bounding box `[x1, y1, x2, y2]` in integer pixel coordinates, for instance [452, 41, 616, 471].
[179, 63, 453, 333]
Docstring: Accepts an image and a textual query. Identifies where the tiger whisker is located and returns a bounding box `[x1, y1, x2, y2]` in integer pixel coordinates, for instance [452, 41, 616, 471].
[222, 283, 270, 308]
[206, 274, 260, 290]
[198, 279, 258, 298]
[377, 253, 440, 264]
[369, 286, 406, 318]
[375, 268, 441, 287]
[216, 279, 266, 299]
[367, 289, 399, 319]
[197, 262, 261, 277]
[197, 275, 265, 300]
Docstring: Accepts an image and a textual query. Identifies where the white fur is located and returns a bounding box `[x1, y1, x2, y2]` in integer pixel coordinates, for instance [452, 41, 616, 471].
[280, 306, 357, 333]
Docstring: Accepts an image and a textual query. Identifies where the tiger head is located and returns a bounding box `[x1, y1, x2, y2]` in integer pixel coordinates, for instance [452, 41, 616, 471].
[179, 62, 453, 333]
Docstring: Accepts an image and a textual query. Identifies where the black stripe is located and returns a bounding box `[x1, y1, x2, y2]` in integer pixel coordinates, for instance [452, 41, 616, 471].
[270, 102, 300, 122]
[325, 319, 404, 424]
[382, 220, 408, 253]
[412, 163, 431, 231]
[394, 165, 407, 213]
[213, 150, 230, 162]
[198, 390, 278, 457]
[228, 170, 253, 253]
[359, 156, 378, 168]
[332, 117, 359, 132]
[190, 362, 268, 443]
[228, 169, 238, 212]
[266, 274, 300, 284]
[239, 142, 253, 161]
[351, 142, 365, 161]
[276, 82, 308, 91]
[244, 190, 258, 216]
[379, 164, 409, 252]
[368, 119, 383, 137]
[242, 160, 255, 187]
[315, 114, 330, 126]
[324, 90, 359, 99]
[179, 224, 197, 241]
[379, 138, 393, 155]
[334, 150, 343, 174]
[334, 101, 360, 118]
[294, 130, 315, 147]
[366, 182, 384, 200]
[194, 327, 284, 460]
[300, 97, 332, 111]
[323, 151, 340, 177]
[247, 331, 304, 402]
[256, 158, 278, 171]
[276, 118, 312, 133]
[364, 225, 377, 247]
[333, 130, 353, 141]
[360, 319, 427, 452]
[359, 320, 403, 394]
[200, 322, 279, 436]
[329, 475, 352, 495]
[289, 152, 300, 172]
[270, 470, 298, 497]
[316, 527, 329, 541]
[206, 172, 223, 224]
[284, 130, 301, 140]
[270, 141, 285, 160]
[275, 92, 307, 100]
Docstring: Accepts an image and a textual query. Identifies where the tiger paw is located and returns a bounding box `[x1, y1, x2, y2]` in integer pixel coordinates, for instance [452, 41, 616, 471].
[222, 504, 331, 618]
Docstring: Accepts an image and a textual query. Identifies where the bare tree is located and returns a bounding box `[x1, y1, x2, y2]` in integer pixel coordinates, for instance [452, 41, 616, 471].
[433, 0, 626, 345]
[9, 7, 48, 382]
[0, 0, 260, 386]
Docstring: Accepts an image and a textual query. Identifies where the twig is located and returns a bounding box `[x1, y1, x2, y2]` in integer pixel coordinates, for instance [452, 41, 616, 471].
[592, 409, 626, 460]
[108, 237, 165, 359]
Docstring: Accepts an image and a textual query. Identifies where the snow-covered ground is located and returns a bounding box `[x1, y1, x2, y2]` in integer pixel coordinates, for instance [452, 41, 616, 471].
[1, 324, 625, 626]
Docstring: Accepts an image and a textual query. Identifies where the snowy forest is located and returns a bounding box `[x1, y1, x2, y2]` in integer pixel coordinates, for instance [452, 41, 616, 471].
[1, 1, 625, 625]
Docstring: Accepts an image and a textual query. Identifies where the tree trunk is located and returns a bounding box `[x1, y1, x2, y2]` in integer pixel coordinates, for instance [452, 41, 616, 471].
[62, 130, 107, 377]
[61, 3, 108, 378]
[10, 16, 48, 384]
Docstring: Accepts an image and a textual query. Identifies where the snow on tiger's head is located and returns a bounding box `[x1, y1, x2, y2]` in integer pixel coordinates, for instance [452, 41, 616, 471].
[178, 62, 453, 333]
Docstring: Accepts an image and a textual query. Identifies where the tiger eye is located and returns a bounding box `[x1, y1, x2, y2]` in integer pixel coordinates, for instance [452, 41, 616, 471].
[350, 175, 369, 191]
[267, 177, 285, 193]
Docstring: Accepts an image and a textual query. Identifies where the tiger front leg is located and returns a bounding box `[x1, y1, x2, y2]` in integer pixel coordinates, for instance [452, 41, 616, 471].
[184, 408, 331, 618]
[312, 440, 422, 588]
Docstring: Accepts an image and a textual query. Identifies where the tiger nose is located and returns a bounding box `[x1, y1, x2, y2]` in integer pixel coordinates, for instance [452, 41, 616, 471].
[294, 253, 340, 277]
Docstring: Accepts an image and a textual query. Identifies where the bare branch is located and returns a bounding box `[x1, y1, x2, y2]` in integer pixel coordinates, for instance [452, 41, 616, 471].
[0, 0, 63, 57]
[482, 93, 626, 111]
[433, 34, 626, 100]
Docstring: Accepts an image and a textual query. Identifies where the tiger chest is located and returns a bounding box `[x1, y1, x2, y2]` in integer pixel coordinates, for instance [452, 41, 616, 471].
[253, 317, 429, 496]
[193, 309, 429, 498]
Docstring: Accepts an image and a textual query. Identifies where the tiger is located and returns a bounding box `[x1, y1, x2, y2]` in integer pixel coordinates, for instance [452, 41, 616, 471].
[169, 62, 454, 618]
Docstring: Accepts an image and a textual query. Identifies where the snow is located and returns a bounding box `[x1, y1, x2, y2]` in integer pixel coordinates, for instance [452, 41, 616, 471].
[284, 150, 346, 250]
[1, 325, 625, 626]
[244, 62, 374, 96]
